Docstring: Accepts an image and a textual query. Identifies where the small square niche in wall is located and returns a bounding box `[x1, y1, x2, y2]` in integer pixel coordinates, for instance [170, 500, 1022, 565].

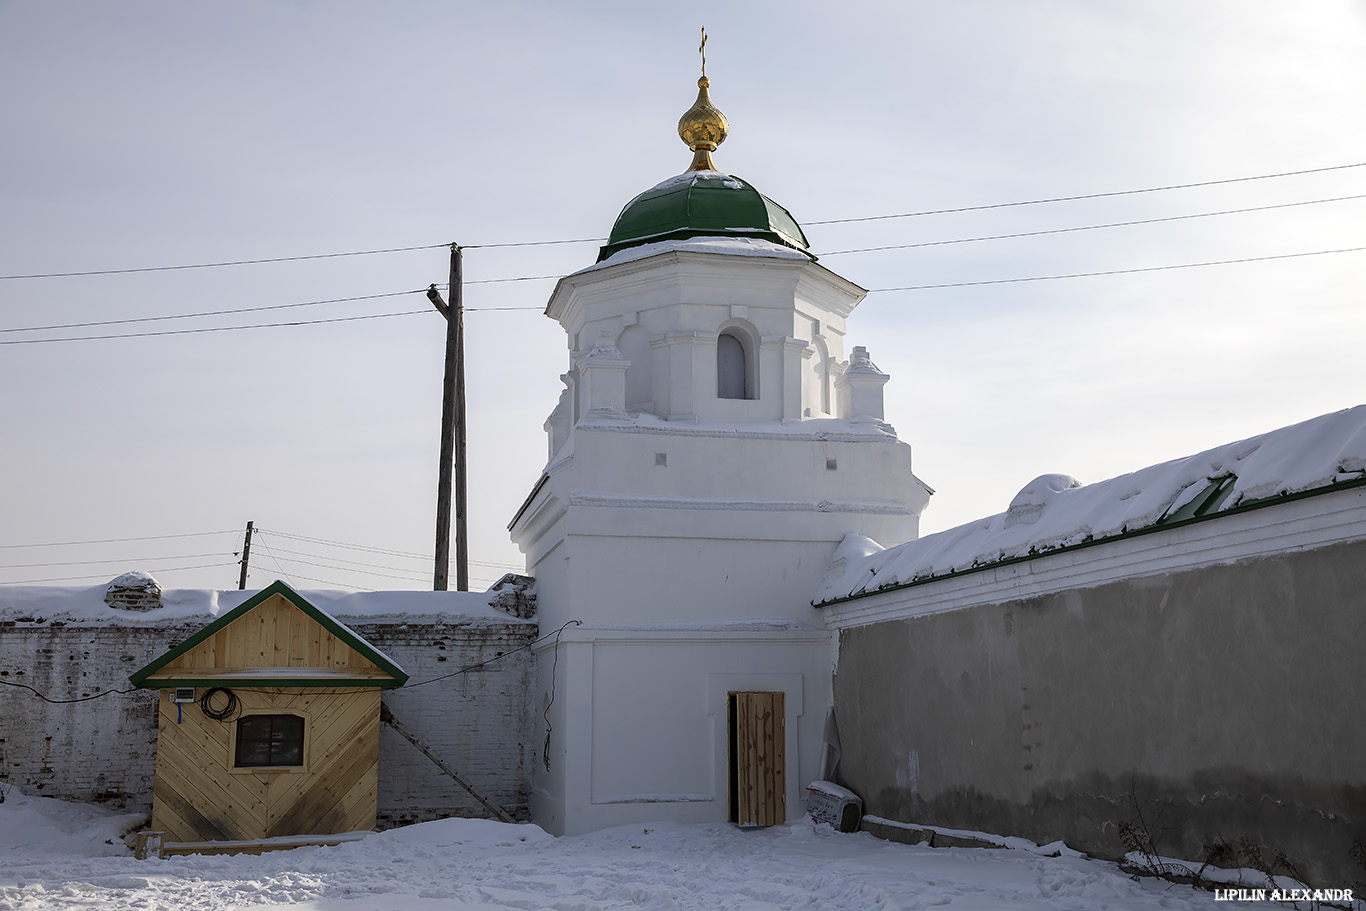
[655, 452, 668, 467]
[826, 458, 838, 471]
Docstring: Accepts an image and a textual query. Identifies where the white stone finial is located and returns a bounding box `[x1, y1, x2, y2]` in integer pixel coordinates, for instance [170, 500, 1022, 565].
[835, 345, 891, 422]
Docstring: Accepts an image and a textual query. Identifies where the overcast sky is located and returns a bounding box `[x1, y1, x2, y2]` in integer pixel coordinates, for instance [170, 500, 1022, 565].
[3, 1, 1364, 593]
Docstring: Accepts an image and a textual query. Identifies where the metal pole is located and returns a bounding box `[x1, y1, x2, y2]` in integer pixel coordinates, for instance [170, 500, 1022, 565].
[433, 244, 467, 591]
[237, 520, 254, 590]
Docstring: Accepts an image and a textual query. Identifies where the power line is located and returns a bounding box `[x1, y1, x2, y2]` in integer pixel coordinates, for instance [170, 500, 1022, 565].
[0, 291, 420, 335]
[259, 555, 430, 584]
[259, 528, 430, 559]
[12, 186, 1362, 338]
[259, 529, 522, 570]
[2, 290, 544, 340]
[0, 679, 140, 704]
[805, 160, 1366, 225]
[0, 309, 431, 345]
[820, 193, 1366, 256]
[0, 244, 448, 281]
[252, 536, 298, 590]
[0, 562, 237, 585]
[5, 239, 1355, 349]
[3, 160, 1362, 282]
[264, 545, 520, 575]
[0, 552, 225, 569]
[867, 244, 1366, 293]
[465, 238, 604, 249]
[0, 530, 238, 549]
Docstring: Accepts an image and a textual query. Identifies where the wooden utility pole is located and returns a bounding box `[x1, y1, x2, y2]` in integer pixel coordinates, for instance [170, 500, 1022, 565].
[428, 243, 468, 592]
[237, 520, 254, 590]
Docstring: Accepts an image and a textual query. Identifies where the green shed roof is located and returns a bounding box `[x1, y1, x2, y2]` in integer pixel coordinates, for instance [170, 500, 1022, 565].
[597, 170, 810, 262]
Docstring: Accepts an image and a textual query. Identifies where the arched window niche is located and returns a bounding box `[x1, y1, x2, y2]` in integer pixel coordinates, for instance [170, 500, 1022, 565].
[716, 321, 759, 400]
[616, 325, 652, 413]
[811, 336, 832, 416]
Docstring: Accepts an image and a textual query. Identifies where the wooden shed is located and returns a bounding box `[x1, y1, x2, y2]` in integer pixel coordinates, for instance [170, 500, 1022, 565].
[129, 580, 408, 849]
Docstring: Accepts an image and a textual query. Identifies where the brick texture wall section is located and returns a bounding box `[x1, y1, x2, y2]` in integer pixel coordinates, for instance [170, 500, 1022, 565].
[0, 617, 538, 827]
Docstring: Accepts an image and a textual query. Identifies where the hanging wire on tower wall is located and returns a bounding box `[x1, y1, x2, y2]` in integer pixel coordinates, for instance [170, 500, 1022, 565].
[543, 620, 583, 772]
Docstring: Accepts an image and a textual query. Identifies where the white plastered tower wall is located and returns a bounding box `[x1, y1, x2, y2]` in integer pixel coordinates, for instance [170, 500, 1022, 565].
[509, 239, 931, 835]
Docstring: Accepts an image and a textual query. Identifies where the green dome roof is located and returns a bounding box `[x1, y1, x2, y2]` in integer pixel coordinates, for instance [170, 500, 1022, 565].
[597, 170, 811, 263]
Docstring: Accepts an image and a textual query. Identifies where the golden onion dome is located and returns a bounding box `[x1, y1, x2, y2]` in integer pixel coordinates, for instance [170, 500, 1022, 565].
[678, 76, 729, 172]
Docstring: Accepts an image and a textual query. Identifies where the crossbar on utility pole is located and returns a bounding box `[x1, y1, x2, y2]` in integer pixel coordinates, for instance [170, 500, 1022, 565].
[430, 243, 468, 592]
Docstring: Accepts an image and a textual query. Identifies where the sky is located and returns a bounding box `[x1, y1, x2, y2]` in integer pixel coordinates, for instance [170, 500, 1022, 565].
[2, 1, 1365, 593]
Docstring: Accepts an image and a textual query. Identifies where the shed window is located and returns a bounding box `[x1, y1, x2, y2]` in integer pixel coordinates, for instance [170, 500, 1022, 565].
[235, 714, 304, 767]
[717, 332, 747, 399]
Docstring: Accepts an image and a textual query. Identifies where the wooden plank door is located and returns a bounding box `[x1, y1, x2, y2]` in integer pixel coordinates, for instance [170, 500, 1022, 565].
[727, 691, 785, 827]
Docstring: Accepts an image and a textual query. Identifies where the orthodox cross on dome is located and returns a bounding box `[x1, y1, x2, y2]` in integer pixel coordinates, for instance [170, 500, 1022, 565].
[678, 29, 728, 172]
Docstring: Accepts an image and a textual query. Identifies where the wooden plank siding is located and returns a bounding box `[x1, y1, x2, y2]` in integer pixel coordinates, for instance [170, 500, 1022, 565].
[150, 687, 380, 842]
[151, 594, 387, 680]
[729, 691, 785, 828]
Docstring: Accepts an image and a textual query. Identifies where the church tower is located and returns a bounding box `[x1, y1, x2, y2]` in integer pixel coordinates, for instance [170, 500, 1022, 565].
[509, 58, 931, 835]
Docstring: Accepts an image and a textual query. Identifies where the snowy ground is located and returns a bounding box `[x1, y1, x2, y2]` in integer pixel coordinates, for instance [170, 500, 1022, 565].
[0, 788, 1288, 910]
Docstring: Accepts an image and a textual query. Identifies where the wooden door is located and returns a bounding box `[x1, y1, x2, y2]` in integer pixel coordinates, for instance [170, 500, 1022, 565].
[727, 691, 785, 827]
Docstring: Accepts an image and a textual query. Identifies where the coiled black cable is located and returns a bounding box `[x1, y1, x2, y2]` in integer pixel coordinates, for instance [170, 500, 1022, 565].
[199, 686, 240, 721]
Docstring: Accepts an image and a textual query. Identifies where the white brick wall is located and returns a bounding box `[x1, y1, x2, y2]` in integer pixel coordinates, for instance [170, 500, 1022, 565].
[0, 618, 537, 825]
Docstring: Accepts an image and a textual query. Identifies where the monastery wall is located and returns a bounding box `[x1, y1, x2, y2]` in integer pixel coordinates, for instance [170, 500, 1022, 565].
[827, 491, 1366, 887]
[0, 618, 538, 826]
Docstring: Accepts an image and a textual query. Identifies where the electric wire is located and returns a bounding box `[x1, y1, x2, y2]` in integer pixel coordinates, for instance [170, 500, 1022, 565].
[5, 238, 1360, 347]
[255, 555, 430, 584]
[258, 529, 522, 570]
[262, 545, 520, 575]
[804, 160, 1366, 225]
[0, 244, 448, 280]
[252, 536, 298, 590]
[199, 687, 240, 721]
[1, 160, 1362, 282]
[0, 562, 236, 585]
[0, 530, 238, 549]
[0, 291, 420, 335]
[463, 238, 604, 249]
[0, 678, 139, 704]
[5, 179, 1366, 344]
[0, 552, 225, 569]
[1, 292, 543, 339]
[820, 193, 1366, 256]
[407, 619, 582, 691]
[0, 309, 432, 345]
[4, 618, 577, 705]
[866, 244, 1366, 293]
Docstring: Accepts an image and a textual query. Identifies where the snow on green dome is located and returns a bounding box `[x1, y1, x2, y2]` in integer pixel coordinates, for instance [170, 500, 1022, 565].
[597, 170, 811, 263]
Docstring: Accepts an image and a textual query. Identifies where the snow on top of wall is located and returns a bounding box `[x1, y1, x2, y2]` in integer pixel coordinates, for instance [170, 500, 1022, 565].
[815, 405, 1366, 604]
[578, 409, 900, 441]
[579, 618, 823, 633]
[590, 236, 812, 272]
[0, 581, 533, 626]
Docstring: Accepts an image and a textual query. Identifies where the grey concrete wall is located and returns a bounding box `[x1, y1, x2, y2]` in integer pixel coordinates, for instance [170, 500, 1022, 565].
[0, 618, 538, 826]
[832, 539, 1366, 886]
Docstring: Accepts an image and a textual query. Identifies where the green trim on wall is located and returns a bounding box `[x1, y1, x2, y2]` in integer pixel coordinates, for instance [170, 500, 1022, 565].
[142, 675, 405, 689]
[815, 474, 1366, 609]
